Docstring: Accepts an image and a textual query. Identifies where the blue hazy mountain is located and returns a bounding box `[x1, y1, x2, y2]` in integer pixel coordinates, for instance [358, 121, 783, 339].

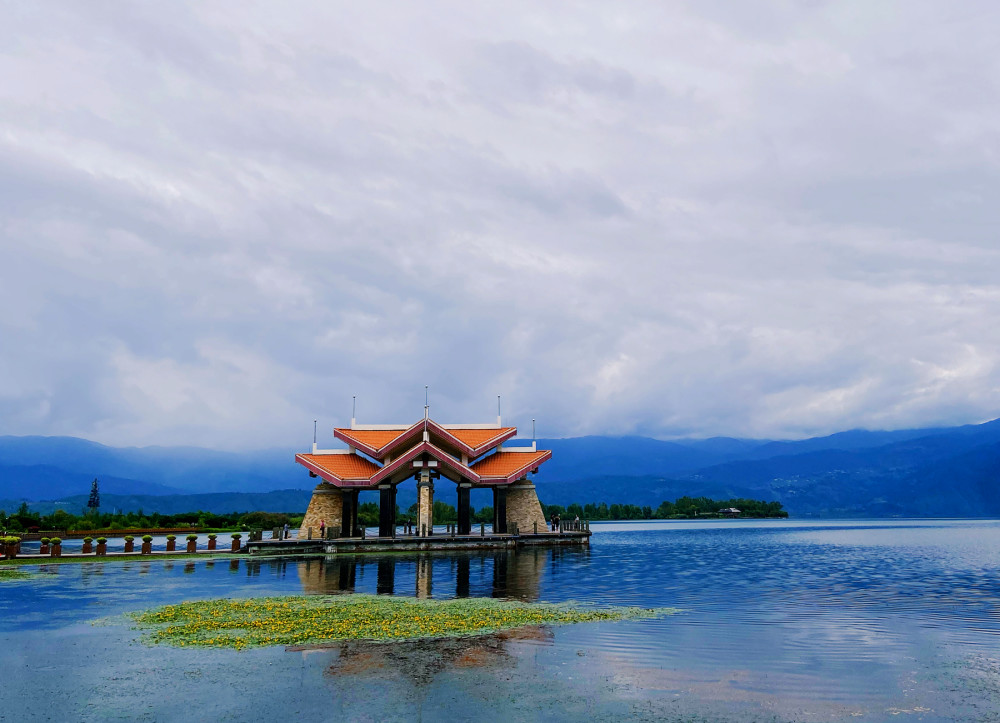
[0, 436, 304, 495]
[2, 418, 1000, 516]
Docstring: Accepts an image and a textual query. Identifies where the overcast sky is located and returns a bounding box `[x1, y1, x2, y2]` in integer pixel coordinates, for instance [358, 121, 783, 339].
[2, 2, 999, 449]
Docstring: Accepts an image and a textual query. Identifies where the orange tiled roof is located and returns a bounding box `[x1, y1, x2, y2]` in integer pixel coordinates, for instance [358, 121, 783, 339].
[296, 453, 380, 481]
[471, 450, 550, 479]
[445, 427, 516, 449]
[334, 428, 409, 452]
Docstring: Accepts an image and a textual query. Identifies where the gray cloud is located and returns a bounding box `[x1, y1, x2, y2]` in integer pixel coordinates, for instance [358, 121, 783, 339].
[1, 1, 999, 449]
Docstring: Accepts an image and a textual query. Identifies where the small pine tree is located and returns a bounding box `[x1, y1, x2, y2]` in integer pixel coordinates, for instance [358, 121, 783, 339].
[87, 478, 100, 515]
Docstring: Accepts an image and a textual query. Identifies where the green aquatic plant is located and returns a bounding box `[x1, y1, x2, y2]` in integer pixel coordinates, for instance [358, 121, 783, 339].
[0, 567, 33, 581]
[131, 594, 673, 650]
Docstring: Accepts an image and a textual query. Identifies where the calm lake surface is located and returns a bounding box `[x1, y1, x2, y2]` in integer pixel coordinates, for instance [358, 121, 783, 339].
[3, 519, 1000, 721]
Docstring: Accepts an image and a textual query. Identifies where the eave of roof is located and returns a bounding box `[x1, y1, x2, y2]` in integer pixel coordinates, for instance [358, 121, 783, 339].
[369, 441, 480, 486]
[470, 449, 552, 484]
[295, 453, 380, 486]
[333, 425, 415, 458]
[337, 419, 517, 460]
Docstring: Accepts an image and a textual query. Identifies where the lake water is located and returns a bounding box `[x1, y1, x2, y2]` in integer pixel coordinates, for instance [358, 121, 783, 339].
[3, 519, 1000, 721]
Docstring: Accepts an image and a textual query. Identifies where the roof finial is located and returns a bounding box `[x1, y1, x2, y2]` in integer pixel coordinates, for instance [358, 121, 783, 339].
[497, 394, 502, 427]
[351, 396, 356, 429]
[313, 420, 317, 445]
[425, 385, 429, 420]
[532, 418, 535, 441]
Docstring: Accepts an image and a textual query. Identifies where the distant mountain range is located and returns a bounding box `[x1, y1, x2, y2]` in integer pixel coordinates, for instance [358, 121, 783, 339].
[2, 418, 999, 517]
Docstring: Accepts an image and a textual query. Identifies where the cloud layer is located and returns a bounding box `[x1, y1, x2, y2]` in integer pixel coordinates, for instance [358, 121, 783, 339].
[2, 1, 999, 448]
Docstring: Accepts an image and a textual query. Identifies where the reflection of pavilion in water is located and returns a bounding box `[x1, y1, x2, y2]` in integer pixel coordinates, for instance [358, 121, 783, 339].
[295, 547, 584, 601]
[319, 625, 553, 686]
[292, 548, 586, 688]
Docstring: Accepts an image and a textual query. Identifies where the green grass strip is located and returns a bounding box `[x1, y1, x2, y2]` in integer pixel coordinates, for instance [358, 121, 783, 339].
[131, 594, 672, 650]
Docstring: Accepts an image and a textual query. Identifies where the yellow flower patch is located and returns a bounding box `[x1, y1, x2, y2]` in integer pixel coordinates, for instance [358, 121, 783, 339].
[131, 594, 670, 650]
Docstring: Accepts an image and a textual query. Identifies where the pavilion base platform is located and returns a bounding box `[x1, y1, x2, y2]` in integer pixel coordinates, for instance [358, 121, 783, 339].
[246, 530, 590, 556]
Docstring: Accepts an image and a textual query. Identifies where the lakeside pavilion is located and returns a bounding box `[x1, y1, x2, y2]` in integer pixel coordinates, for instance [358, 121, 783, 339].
[295, 410, 551, 539]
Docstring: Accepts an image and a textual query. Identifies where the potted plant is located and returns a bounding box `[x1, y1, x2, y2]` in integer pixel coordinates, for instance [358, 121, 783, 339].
[95, 537, 108, 556]
[207, 533, 217, 551]
[165, 534, 176, 552]
[186, 534, 198, 553]
[123, 535, 135, 553]
[39, 537, 50, 555]
[49, 537, 62, 557]
[82, 536, 94, 554]
[141, 535, 153, 554]
[2, 536, 18, 560]
[230, 533, 242, 552]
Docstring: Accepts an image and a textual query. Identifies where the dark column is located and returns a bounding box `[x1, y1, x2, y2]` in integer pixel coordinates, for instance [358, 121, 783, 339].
[457, 484, 471, 535]
[491, 552, 508, 598]
[493, 486, 508, 534]
[341, 490, 355, 538]
[456, 556, 470, 597]
[379, 485, 395, 538]
[377, 558, 395, 595]
[349, 490, 360, 536]
[336, 559, 356, 590]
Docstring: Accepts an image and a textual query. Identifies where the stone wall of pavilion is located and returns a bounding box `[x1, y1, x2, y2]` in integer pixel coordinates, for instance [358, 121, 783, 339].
[505, 479, 547, 534]
[299, 482, 343, 538]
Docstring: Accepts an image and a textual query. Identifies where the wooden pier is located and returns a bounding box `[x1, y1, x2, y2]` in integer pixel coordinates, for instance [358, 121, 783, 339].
[246, 530, 590, 556]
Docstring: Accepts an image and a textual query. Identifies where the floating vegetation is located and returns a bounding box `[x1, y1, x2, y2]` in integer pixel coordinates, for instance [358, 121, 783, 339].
[0, 567, 34, 581]
[131, 594, 672, 650]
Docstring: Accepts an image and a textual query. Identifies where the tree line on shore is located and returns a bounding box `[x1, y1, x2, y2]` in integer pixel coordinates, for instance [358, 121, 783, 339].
[2, 495, 785, 534]
[0, 504, 303, 533]
[541, 496, 787, 521]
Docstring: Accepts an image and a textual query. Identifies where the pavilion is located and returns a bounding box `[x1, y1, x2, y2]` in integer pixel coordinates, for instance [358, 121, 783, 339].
[295, 410, 551, 539]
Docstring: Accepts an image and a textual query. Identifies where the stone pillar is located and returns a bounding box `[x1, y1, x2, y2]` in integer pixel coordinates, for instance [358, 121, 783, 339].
[379, 485, 396, 537]
[457, 483, 471, 535]
[299, 483, 343, 538]
[505, 479, 547, 534]
[492, 486, 508, 534]
[417, 473, 434, 536]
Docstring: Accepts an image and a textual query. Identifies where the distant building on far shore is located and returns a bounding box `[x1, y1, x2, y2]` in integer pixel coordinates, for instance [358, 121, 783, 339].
[719, 508, 741, 518]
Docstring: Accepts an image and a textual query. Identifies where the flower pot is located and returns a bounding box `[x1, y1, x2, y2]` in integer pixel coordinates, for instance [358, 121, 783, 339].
[166, 540, 176, 552]
[186, 540, 196, 553]
[82, 542, 93, 554]
[124, 541, 134, 553]
[141, 542, 152, 555]
[96, 542, 107, 556]
[39, 543, 50, 555]
[207, 538, 217, 551]
[231, 539, 241, 552]
[51, 544, 61, 558]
